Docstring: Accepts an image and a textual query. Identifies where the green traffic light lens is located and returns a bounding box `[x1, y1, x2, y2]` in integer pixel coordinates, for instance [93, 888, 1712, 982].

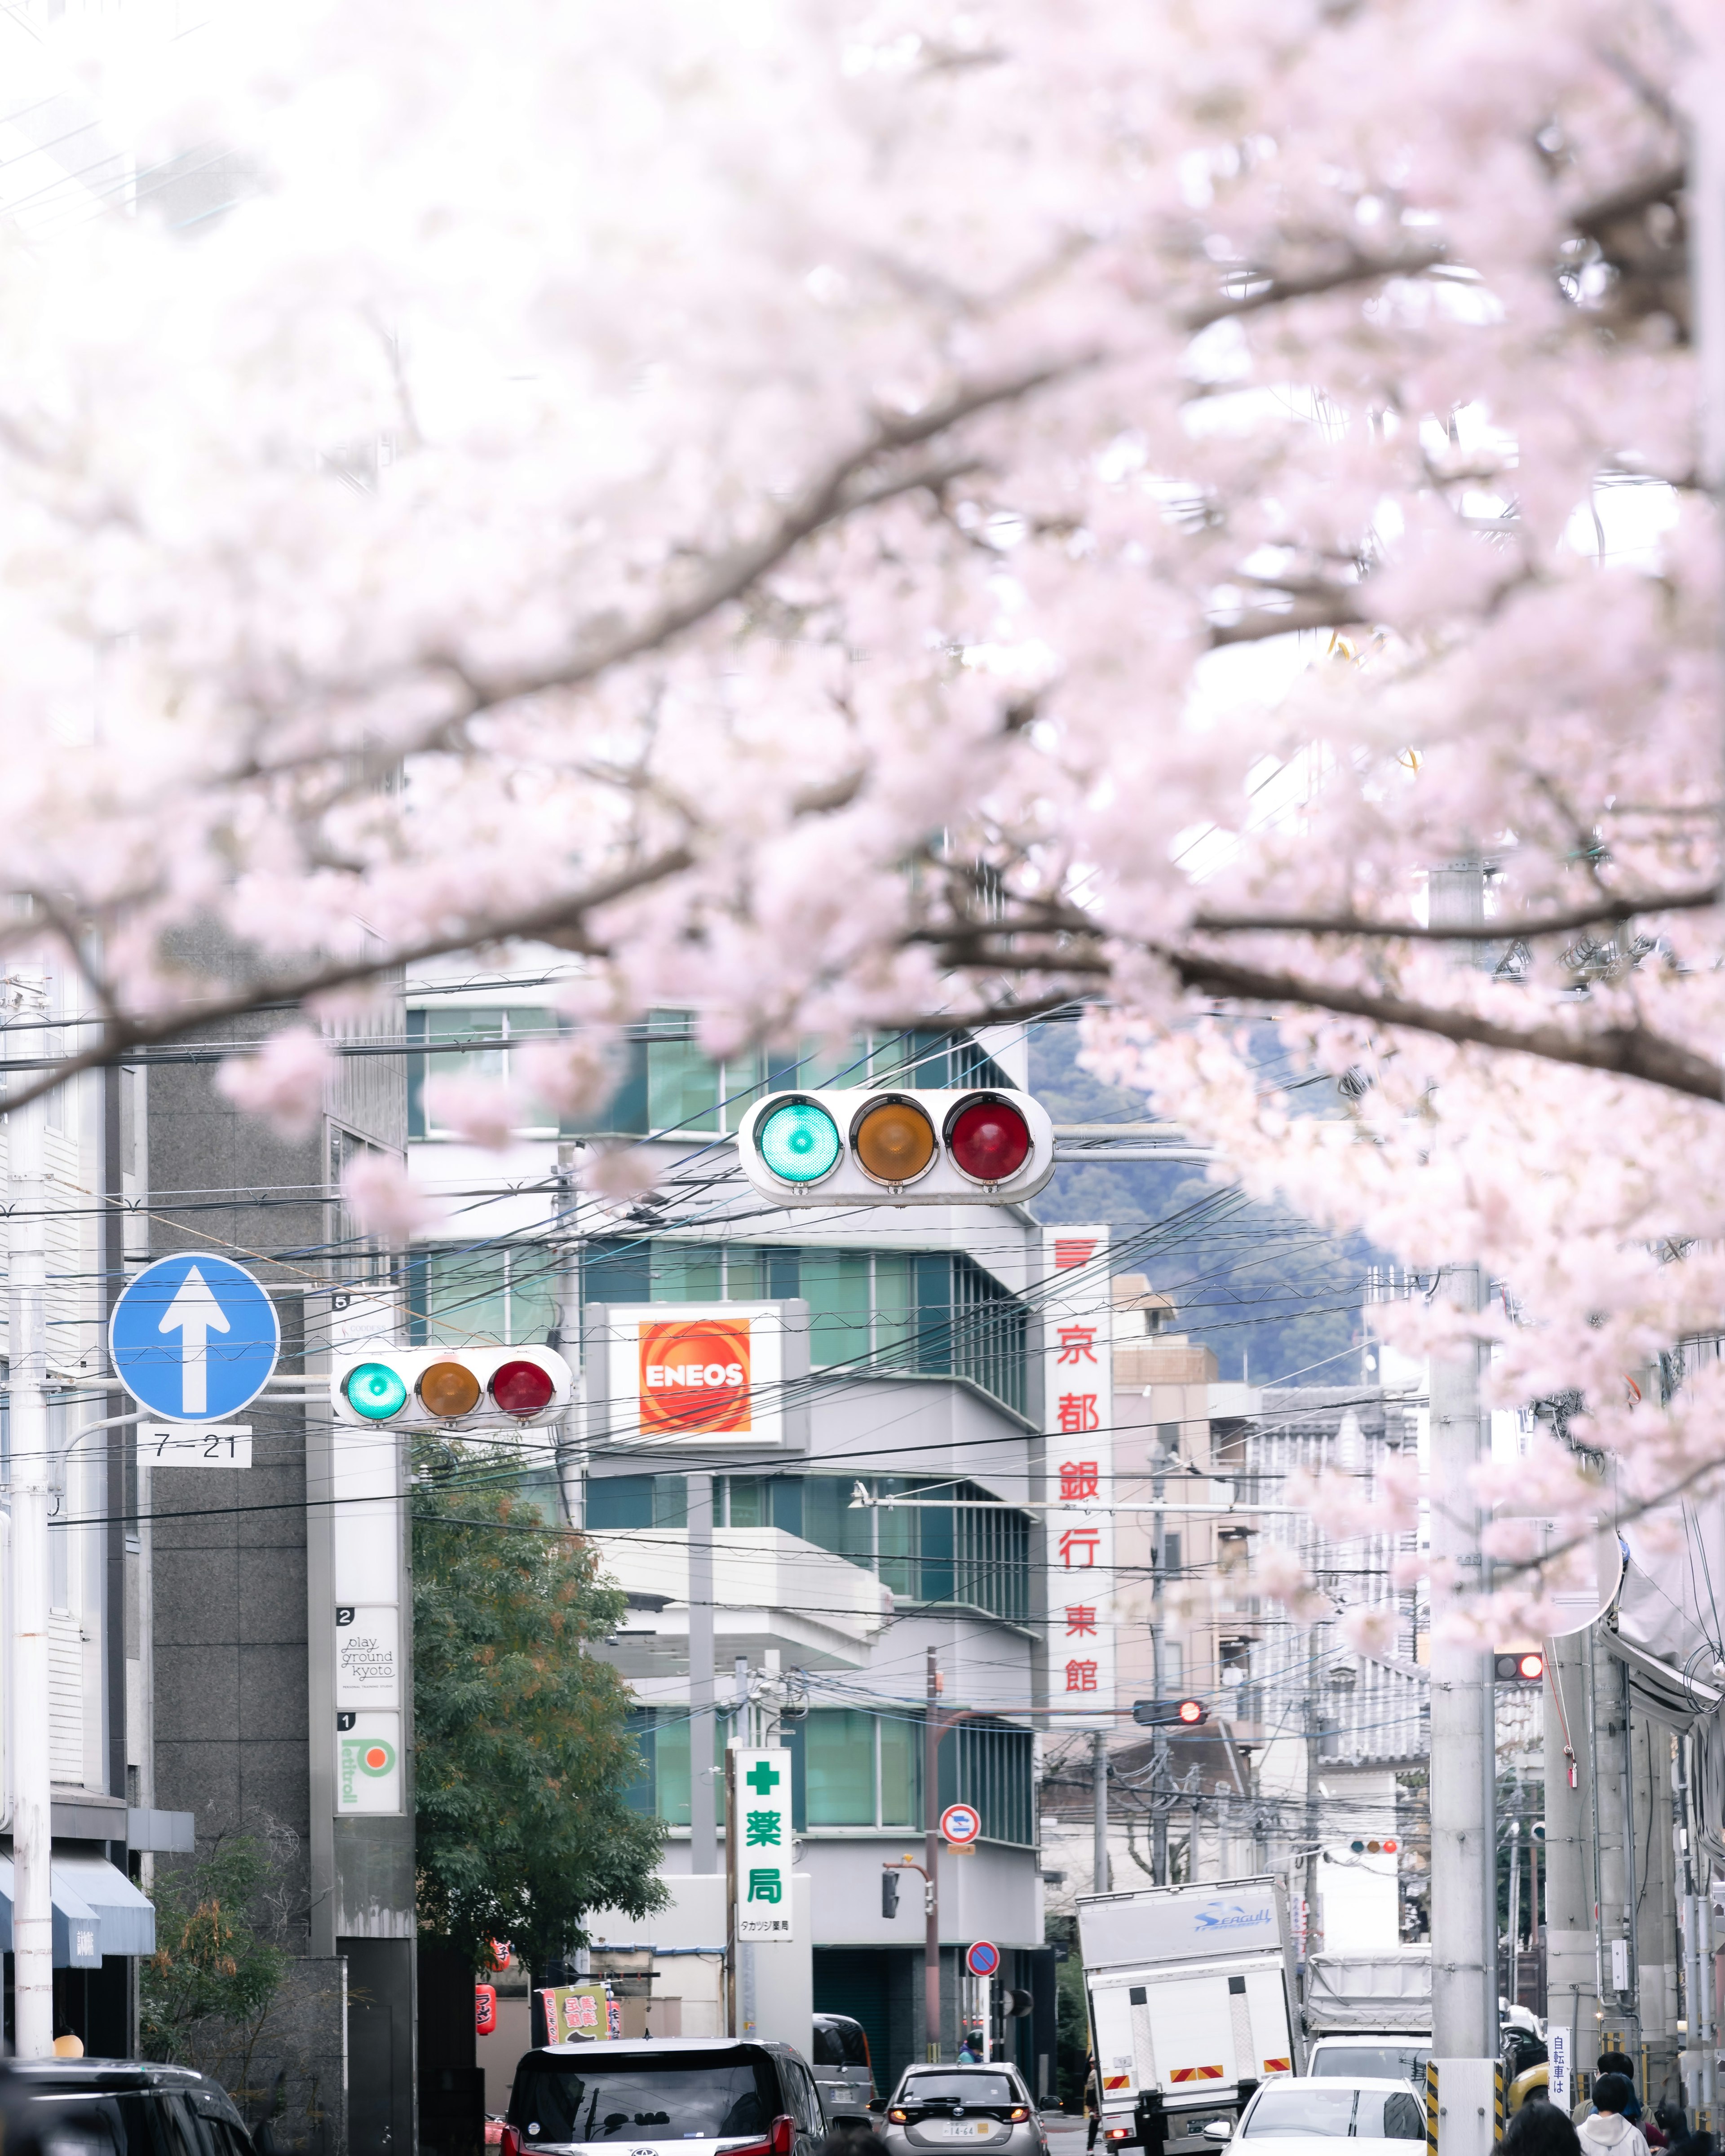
[345, 1361, 409, 1420]
[756, 1099, 840, 1184]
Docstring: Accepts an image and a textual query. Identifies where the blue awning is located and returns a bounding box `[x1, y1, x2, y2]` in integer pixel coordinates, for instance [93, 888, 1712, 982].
[0, 1853, 155, 1965]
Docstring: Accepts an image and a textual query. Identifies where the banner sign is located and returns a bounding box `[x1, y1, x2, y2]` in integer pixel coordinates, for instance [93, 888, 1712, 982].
[1044, 1226, 1115, 1724]
[732, 1748, 795, 1940]
[538, 1983, 617, 2043]
[605, 1303, 786, 1446]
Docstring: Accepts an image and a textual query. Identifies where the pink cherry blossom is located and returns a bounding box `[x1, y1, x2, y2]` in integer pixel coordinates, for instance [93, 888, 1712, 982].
[214, 1028, 332, 1140]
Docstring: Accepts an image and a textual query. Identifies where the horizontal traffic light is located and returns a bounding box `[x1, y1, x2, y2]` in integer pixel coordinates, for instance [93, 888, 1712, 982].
[1493, 1648, 1545, 1685]
[736, 1088, 1055, 1207]
[331, 1345, 573, 1428]
[1132, 1697, 1205, 1727]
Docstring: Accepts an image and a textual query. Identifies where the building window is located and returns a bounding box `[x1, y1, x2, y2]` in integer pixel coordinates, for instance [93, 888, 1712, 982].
[581, 1241, 1028, 1417]
[406, 1244, 561, 1346]
[782, 1709, 924, 1832]
[587, 1474, 689, 1530]
[407, 1006, 604, 1140]
[623, 1709, 726, 1829]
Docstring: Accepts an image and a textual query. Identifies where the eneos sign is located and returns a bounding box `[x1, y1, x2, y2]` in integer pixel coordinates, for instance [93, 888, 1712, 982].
[639, 1316, 752, 1437]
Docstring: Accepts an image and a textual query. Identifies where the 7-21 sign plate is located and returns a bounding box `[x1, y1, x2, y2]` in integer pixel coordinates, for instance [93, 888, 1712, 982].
[141, 1425, 252, 1467]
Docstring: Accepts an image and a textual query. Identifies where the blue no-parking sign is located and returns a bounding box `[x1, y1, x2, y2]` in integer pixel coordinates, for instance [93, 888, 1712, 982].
[966, 1940, 1000, 1979]
[110, 1253, 280, 1422]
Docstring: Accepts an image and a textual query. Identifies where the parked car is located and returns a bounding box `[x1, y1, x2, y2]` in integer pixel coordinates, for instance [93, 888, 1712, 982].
[8, 2059, 258, 2156]
[811, 2016, 874, 2130]
[871, 2062, 1047, 2156]
[1205, 2077, 1426, 2151]
[503, 2039, 827, 2156]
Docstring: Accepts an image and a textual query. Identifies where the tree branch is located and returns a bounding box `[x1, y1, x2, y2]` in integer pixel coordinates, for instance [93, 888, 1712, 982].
[1192, 883, 1721, 941]
[1183, 241, 1448, 331]
[1155, 946, 1721, 1102]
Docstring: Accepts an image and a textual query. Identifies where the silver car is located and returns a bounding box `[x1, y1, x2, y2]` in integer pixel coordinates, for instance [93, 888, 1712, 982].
[875, 2063, 1048, 2156]
[812, 2014, 876, 2129]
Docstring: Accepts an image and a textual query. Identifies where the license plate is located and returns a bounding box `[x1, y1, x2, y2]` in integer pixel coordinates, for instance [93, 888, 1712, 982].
[935, 2128, 995, 2140]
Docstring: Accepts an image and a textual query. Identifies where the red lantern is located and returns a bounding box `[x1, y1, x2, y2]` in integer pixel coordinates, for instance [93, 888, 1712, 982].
[487, 1940, 513, 1971]
[475, 1984, 498, 2037]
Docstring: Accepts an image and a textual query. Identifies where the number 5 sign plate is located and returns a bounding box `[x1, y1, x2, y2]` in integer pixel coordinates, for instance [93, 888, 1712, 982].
[111, 1253, 279, 1422]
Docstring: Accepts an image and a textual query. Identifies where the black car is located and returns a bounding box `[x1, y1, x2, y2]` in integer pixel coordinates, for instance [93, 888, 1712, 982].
[811, 2016, 875, 2130]
[9, 2059, 257, 2156]
[504, 2039, 828, 2156]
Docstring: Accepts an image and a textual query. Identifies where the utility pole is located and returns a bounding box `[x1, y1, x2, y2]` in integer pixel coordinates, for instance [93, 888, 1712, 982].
[1547, 1634, 1598, 2098]
[9, 968, 53, 2059]
[1304, 1632, 1323, 1969]
[689, 1473, 718, 1873]
[1150, 1435, 1169, 1885]
[1426, 862, 1496, 2064]
[926, 1649, 943, 2061]
[552, 1141, 584, 1528]
[1092, 1729, 1110, 1893]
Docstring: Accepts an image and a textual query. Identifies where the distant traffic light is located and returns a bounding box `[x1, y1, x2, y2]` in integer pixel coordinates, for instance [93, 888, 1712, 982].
[332, 1345, 572, 1428]
[736, 1089, 1056, 1207]
[882, 1868, 900, 1918]
[1132, 1698, 1205, 1728]
[1493, 1649, 1545, 1685]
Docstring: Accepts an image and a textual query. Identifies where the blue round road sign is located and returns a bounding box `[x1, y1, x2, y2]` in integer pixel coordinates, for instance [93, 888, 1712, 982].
[966, 1941, 1000, 1979]
[110, 1253, 280, 1422]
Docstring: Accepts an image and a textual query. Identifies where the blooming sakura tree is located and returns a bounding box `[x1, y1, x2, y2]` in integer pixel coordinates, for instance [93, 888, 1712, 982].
[1, 0, 1719, 1618]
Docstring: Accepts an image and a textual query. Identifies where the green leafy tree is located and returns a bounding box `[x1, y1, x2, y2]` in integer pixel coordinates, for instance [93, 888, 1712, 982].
[140, 1833, 291, 2099]
[414, 1440, 667, 1975]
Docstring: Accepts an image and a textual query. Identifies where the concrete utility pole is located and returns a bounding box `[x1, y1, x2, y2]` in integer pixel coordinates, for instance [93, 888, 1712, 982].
[1093, 1730, 1110, 1894]
[1150, 1436, 1169, 1885]
[1426, 862, 1496, 2063]
[1547, 1634, 1599, 2094]
[689, 1472, 718, 1873]
[9, 969, 53, 2059]
[926, 1649, 943, 2060]
[552, 1141, 584, 1529]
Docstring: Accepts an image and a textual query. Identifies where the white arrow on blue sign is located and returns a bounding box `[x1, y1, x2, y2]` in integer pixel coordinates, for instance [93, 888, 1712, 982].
[110, 1253, 280, 1422]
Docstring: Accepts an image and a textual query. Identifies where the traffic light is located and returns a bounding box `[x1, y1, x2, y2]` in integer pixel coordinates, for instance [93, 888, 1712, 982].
[331, 1345, 573, 1428]
[736, 1088, 1056, 1207]
[882, 1869, 900, 1918]
[1132, 1698, 1205, 1728]
[1493, 1649, 1545, 1685]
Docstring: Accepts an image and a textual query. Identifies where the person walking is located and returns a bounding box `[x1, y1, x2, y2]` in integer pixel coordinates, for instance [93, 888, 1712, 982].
[1579, 2076, 1652, 2156]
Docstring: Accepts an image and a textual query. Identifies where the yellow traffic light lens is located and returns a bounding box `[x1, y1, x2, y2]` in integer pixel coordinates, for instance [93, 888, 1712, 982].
[419, 1360, 482, 1418]
[852, 1096, 936, 1184]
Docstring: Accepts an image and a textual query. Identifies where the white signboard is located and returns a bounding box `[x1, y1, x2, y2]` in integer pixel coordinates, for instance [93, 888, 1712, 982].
[336, 1710, 403, 1812]
[1549, 2026, 1570, 2110]
[1044, 1228, 1115, 1724]
[335, 1604, 401, 1709]
[605, 1303, 785, 1447]
[732, 1748, 794, 1940]
[141, 1425, 252, 1467]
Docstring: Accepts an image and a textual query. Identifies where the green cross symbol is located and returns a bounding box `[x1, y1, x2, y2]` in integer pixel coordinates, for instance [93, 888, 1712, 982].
[745, 1760, 781, 1795]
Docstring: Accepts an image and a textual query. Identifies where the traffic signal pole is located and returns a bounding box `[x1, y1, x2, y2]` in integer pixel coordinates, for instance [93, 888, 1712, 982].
[8, 969, 53, 2059]
[926, 1649, 942, 2059]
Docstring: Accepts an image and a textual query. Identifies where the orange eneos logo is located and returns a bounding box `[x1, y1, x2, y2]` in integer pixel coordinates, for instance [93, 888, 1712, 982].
[639, 1317, 752, 1436]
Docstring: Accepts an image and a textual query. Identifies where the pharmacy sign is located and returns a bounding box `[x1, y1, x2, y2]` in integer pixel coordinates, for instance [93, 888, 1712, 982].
[733, 1749, 794, 1941]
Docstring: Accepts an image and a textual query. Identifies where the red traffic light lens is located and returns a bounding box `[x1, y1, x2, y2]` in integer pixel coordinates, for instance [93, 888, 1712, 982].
[1519, 1652, 1544, 1681]
[492, 1359, 556, 1417]
[1177, 1698, 1203, 1724]
[1383, 1838, 1398, 1853]
[946, 1095, 1031, 1184]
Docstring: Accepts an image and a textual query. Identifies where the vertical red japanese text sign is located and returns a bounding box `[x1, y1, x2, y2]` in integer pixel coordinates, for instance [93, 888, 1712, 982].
[1045, 1227, 1114, 1724]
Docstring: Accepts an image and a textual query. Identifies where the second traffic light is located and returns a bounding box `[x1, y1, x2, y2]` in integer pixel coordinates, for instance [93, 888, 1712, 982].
[1493, 1649, 1545, 1686]
[881, 1869, 900, 1918]
[737, 1088, 1056, 1207]
[1132, 1698, 1205, 1728]
[332, 1345, 573, 1429]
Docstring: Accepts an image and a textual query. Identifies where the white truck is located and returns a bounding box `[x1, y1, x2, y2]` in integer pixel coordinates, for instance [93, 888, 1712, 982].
[1302, 1948, 1432, 2084]
[1078, 1879, 1302, 2156]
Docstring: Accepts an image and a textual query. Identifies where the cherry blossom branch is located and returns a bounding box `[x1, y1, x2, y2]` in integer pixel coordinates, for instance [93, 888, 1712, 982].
[1191, 883, 1721, 940]
[1155, 948, 1721, 1101]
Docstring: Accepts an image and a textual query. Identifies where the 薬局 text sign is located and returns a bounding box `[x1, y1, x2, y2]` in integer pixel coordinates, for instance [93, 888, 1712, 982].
[732, 1749, 794, 1940]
